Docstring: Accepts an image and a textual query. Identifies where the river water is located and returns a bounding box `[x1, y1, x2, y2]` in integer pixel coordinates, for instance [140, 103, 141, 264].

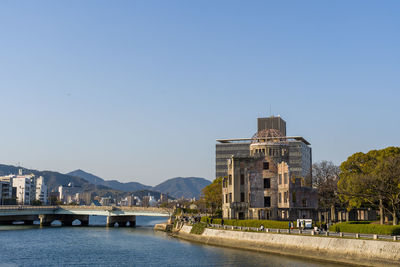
[0, 216, 341, 267]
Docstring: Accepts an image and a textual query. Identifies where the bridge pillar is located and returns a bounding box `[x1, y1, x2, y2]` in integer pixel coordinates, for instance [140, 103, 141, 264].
[39, 214, 57, 226]
[106, 216, 136, 227]
[106, 216, 116, 227]
[129, 216, 136, 227]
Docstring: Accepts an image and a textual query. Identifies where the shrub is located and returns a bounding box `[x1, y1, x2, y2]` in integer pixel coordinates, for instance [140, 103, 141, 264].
[329, 221, 400, 235]
[190, 223, 206, 235]
[201, 217, 294, 229]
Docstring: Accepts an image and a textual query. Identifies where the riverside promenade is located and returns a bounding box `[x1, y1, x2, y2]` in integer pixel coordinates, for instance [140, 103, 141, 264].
[171, 223, 400, 266]
[0, 205, 172, 227]
[207, 223, 400, 241]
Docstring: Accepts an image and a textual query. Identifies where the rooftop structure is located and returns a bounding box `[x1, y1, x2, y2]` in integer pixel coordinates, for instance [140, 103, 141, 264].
[216, 136, 310, 146]
[257, 116, 286, 136]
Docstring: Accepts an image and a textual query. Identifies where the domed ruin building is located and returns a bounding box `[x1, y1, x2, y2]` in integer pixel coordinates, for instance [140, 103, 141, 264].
[217, 116, 317, 220]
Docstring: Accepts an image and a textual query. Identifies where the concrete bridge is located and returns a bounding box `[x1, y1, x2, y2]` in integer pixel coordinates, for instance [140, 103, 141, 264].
[0, 205, 172, 227]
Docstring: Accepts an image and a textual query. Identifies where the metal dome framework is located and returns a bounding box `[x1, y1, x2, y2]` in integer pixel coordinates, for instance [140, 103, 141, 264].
[251, 129, 288, 144]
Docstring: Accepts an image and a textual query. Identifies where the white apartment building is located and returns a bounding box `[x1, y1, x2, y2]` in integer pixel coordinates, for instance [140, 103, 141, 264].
[35, 176, 48, 205]
[0, 170, 49, 205]
[12, 175, 34, 205]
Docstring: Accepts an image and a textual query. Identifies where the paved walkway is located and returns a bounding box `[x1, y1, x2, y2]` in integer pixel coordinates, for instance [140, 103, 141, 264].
[208, 223, 398, 241]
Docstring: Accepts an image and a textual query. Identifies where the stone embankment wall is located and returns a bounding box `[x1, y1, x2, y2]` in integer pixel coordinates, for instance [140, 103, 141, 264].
[154, 223, 172, 232]
[174, 225, 400, 266]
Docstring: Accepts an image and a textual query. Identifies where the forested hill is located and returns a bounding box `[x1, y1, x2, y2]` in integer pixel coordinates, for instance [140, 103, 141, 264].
[68, 170, 211, 199]
[152, 177, 211, 199]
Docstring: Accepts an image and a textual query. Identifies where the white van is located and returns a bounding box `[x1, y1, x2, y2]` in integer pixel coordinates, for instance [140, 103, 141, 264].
[296, 219, 312, 229]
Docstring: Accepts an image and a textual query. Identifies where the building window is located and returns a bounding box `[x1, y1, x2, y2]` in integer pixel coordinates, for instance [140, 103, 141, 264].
[292, 192, 296, 203]
[263, 178, 270, 189]
[284, 192, 288, 203]
[229, 193, 232, 203]
[240, 193, 245, 202]
[284, 173, 288, 184]
[240, 174, 244, 185]
[225, 194, 228, 203]
[278, 193, 281, 204]
[229, 175, 232, 185]
[264, 196, 271, 207]
[263, 162, 269, 170]
[302, 198, 307, 207]
[278, 174, 282, 185]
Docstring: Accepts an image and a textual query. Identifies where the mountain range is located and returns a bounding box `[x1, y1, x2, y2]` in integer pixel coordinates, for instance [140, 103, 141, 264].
[0, 164, 211, 199]
[67, 169, 211, 199]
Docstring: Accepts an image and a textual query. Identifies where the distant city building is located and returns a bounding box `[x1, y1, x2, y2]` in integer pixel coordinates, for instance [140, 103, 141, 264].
[141, 195, 157, 207]
[0, 175, 15, 205]
[80, 192, 93, 205]
[126, 195, 135, 206]
[0, 170, 49, 205]
[142, 196, 150, 207]
[12, 174, 35, 205]
[120, 195, 136, 206]
[134, 196, 141, 206]
[58, 183, 81, 204]
[160, 193, 168, 204]
[100, 197, 111, 206]
[35, 176, 48, 204]
[216, 141, 250, 179]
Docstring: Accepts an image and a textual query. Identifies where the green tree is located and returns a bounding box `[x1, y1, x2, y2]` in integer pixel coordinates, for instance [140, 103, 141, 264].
[31, 200, 43, 206]
[338, 147, 400, 225]
[201, 177, 223, 216]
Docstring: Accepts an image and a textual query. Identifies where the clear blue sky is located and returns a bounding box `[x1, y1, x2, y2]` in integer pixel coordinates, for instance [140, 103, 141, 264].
[1, 1, 399, 185]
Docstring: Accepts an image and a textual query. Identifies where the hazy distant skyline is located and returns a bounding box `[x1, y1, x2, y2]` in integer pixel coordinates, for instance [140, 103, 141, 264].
[1, 1, 399, 185]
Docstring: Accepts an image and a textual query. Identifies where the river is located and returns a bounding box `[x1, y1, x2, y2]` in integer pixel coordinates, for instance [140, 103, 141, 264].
[0, 216, 342, 266]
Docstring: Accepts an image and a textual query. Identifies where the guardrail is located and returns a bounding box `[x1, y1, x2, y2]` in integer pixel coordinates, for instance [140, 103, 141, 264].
[0, 205, 172, 214]
[0, 205, 58, 210]
[208, 224, 400, 241]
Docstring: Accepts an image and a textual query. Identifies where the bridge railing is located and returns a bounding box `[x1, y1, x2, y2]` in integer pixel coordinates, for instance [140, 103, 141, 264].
[0, 205, 172, 214]
[0, 205, 58, 210]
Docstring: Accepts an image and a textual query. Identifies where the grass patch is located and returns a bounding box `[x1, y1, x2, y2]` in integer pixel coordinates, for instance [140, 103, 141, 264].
[329, 221, 400, 235]
[201, 217, 294, 229]
[190, 223, 206, 235]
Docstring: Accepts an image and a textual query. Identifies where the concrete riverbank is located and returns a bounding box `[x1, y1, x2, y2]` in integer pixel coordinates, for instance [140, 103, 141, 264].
[170, 225, 400, 266]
